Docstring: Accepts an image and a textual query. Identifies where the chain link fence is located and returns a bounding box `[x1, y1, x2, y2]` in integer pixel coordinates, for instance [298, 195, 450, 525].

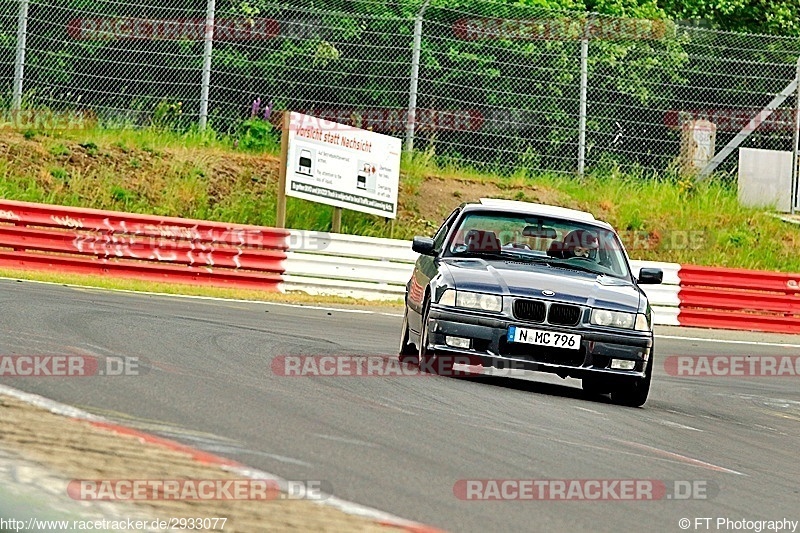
[0, 2, 17, 97]
[1, 0, 800, 178]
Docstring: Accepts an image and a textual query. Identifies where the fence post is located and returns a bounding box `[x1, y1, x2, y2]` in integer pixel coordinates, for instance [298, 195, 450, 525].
[11, 0, 29, 113]
[199, 0, 215, 130]
[792, 56, 800, 215]
[405, 0, 431, 153]
[577, 16, 590, 177]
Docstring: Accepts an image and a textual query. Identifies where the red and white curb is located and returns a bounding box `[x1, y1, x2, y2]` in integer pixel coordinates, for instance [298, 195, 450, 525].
[0, 384, 444, 533]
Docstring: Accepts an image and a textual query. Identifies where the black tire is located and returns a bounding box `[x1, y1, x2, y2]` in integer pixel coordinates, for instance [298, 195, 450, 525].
[398, 304, 416, 363]
[417, 297, 454, 376]
[610, 357, 653, 407]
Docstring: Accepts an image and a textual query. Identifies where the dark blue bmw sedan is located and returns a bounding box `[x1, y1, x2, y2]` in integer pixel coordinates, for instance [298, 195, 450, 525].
[399, 198, 663, 407]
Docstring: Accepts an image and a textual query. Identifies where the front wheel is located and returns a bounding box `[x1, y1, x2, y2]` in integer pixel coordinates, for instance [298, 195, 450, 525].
[610, 357, 653, 407]
[417, 298, 454, 376]
[398, 304, 416, 364]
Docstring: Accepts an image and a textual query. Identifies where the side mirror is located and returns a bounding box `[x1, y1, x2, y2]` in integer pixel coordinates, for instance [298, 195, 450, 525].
[412, 236, 436, 256]
[637, 268, 663, 285]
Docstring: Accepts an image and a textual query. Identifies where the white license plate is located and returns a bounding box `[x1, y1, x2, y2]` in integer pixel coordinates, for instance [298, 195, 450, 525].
[507, 326, 581, 350]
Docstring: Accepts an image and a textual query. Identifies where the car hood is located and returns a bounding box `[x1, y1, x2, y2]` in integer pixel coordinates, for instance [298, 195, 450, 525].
[442, 257, 643, 312]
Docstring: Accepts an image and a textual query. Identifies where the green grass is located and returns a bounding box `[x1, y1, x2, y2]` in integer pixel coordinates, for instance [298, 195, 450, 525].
[65, 124, 232, 152]
[1, 124, 799, 273]
[401, 156, 800, 272]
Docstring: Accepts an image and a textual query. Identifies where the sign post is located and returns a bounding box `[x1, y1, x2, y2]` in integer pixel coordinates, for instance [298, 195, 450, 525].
[276, 111, 290, 228]
[792, 56, 800, 214]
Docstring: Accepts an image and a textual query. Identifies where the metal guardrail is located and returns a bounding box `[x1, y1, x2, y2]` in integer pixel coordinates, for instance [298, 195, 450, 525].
[0, 199, 287, 291]
[678, 265, 800, 333]
[283, 229, 415, 300]
[284, 230, 683, 326]
[288, 230, 418, 262]
[630, 260, 681, 327]
[3, 202, 798, 333]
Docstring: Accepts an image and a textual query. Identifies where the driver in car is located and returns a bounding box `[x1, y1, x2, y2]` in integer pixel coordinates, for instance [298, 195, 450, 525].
[548, 229, 600, 261]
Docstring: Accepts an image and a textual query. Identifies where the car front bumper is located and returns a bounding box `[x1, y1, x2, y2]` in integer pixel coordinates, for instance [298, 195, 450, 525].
[426, 305, 652, 381]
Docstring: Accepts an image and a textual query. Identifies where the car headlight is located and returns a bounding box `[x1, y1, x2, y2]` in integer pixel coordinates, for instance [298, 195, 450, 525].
[439, 290, 502, 313]
[591, 309, 638, 329]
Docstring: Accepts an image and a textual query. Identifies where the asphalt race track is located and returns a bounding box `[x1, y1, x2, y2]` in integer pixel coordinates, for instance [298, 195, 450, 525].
[1, 279, 799, 532]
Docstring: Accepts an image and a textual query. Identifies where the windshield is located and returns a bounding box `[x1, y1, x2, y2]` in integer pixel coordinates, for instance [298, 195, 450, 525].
[445, 210, 631, 279]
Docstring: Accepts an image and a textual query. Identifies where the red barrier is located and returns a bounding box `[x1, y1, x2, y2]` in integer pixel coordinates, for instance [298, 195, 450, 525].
[678, 309, 800, 334]
[678, 266, 800, 295]
[678, 265, 800, 333]
[0, 225, 285, 271]
[0, 200, 287, 292]
[0, 199, 288, 248]
[679, 287, 799, 314]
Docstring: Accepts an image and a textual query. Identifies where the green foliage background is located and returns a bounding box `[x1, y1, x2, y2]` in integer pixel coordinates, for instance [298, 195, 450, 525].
[1, 0, 800, 174]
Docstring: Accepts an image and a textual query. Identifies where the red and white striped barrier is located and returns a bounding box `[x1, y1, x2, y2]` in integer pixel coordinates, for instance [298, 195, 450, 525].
[1, 200, 798, 334]
[0, 199, 288, 291]
[677, 265, 800, 334]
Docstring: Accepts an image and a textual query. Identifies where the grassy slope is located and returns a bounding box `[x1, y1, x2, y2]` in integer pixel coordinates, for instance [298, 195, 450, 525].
[1, 126, 798, 272]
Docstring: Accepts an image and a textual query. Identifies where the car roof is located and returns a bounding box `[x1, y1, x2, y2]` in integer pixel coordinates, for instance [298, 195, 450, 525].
[464, 198, 612, 229]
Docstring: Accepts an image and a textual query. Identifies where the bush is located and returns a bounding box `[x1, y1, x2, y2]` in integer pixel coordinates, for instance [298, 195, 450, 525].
[237, 118, 279, 152]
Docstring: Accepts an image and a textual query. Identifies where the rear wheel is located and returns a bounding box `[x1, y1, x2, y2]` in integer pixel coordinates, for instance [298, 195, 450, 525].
[610, 357, 653, 407]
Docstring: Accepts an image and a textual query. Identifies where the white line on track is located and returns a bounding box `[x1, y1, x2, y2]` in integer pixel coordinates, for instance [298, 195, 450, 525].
[0, 384, 103, 421]
[4, 277, 800, 345]
[614, 439, 745, 475]
[0, 383, 439, 532]
[312, 434, 379, 448]
[573, 406, 604, 415]
[655, 335, 800, 348]
[0, 277, 381, 314]
[657, 420, 703, 432]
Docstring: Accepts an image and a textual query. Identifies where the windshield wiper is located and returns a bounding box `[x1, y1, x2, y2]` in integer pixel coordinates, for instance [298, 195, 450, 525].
[452, 248, 524, 260]
[533, 257, 603, 275]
